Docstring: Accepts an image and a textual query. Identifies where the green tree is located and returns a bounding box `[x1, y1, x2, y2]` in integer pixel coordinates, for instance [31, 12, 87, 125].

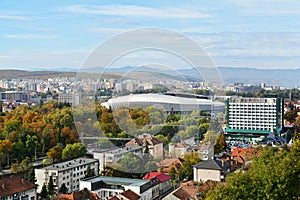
[214, 134, 226, 154]
[58, 183, 68, 194]
[24, 167, 36, 183]
[206, 143, 300, 200]
[85, 165, 96, 178]
[47, 176, 54, 196]
[284, 109, 298, 122]
[39, 184, 49, 200]
[144, 161, 158, 172]
[169, 166, 177, 180]
[179, 152, 201, 181]
[62, 143, 87, 160]
[118, 152, 142, 173]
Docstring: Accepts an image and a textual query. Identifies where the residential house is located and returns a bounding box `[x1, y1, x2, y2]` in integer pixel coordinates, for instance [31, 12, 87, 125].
[143, 172, 172, 199]
[156, 158, 184, 174]
[126, 134, 163, 160]
[169, 141, 190, 158]
[194, 142, 214, 160]
[80, 176, 152, 200]
[0, 176, 37, 200]
[35, 158, 99, 193]
[231, 148, 255, 166]
[193, 159, 231, 182]
[107, 190, 141, 200]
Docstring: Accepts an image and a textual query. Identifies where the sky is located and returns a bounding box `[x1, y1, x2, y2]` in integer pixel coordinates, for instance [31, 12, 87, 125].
[1, 0, 300, 70]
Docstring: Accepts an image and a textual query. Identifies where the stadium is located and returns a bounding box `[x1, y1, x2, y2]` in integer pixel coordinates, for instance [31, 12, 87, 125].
[102, 93, 225, 114]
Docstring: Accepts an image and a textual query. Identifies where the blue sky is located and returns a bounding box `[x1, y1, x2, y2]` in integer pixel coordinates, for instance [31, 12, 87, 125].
[1, 0, 300, 70]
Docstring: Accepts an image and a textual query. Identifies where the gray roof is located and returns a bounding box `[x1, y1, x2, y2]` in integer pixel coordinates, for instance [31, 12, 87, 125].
[193, 159, 230, 171]
[41, 157, 98, 171]
[82, 176, 150, 187]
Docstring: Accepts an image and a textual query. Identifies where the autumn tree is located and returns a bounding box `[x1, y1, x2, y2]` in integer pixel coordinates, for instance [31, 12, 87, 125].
[0, 139, 12, 169]
[47, 145, 63, 162]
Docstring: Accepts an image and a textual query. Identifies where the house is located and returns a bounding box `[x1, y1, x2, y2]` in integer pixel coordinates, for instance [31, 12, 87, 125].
[126, 133, 163, 160]
[156, 158, 184, 174]
[194, 142, 214, 160]
[35, 158, 99, 193]
[80, 176, 152, 200]
[193, 159, 231, 182]
[169, 141, 190, 158]
[143, 172, 172, 199]
[92, 146, 143, 173]
[0, 176, 37, 200]
[163, 187, 193, 200]
[55, 188, 100, 200]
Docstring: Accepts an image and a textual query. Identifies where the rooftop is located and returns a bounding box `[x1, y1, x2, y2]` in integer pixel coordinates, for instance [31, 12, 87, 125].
[120, 189, 140, 200]
[93, 146, 142, 156]
[193, 159, 230, 171]
[143, 172, 171, 183]
[0, 176, 36, 198]
[195, 142, 214, 151]
[82, 176, 151, 188]
[41, 157, 98, 171]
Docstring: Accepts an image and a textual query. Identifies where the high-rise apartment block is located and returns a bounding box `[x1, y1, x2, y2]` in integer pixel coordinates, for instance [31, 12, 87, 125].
[225, 97, 283, 138]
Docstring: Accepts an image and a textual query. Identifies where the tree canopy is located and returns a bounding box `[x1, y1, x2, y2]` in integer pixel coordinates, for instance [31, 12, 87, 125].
[206, 140, 300, 200]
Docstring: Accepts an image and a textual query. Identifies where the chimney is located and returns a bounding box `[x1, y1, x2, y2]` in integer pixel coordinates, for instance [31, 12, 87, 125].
[2, 184, 5, 190]
[222, 160, 224, 167]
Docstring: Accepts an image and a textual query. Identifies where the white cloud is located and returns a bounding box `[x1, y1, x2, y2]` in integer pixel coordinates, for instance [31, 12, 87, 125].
[87, 27, 129, 34]
[0, 15, 29, 20]
[2, 34, 56, 40]
[64, 5, 211, 18]
[0, 55, 11, 59]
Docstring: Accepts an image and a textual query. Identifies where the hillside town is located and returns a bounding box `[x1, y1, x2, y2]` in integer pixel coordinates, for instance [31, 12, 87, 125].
[0, 74, 300, 200]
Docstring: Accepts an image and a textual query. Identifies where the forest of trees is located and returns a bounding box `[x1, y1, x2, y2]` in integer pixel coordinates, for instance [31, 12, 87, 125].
[0, 101, 80, 171]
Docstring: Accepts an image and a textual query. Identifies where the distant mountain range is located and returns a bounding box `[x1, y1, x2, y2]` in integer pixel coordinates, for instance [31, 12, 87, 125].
[2, 66, 299, 88]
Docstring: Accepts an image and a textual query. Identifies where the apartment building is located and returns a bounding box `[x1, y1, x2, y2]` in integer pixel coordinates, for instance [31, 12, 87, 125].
[35, 158, 99, 193]
[58, 92, 80, 106]
[225, 97, 283, 139]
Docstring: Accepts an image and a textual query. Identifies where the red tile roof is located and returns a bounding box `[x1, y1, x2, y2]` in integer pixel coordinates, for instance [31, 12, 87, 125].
[120, 189, 140, 200]
[0, 176, 36, 198]
[56, 188, 100, 200]
[107, 196, 120, 200]
[231, 148, 255, 162]
[172, 187, 192, 200]
[143, 172, 171, 183]
[126, 134, 162, 147]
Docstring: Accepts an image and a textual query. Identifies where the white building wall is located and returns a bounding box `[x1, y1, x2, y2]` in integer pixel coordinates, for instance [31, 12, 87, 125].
[193, 168, 221, 182]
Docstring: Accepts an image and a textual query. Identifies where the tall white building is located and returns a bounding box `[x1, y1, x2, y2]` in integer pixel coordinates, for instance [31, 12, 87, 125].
[225, 97, 282, 139]
[58, 92, 80, 106]
[35, 158, 99, 193]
